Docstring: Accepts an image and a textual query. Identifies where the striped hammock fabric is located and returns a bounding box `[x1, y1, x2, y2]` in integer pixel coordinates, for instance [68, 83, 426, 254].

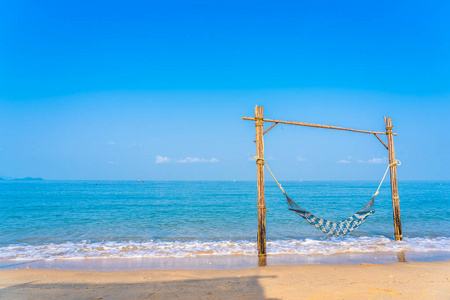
[285, 194, 375, 236]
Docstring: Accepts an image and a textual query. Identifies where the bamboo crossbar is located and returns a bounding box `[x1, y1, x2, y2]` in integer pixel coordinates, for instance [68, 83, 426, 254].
[242, 117, 396, 135]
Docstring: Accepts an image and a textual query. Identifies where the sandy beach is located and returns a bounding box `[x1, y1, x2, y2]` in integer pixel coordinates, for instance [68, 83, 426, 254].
[1, 261, 449, 299]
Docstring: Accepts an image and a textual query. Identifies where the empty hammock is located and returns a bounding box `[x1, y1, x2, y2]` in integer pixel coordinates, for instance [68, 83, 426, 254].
[253, 156, 398, 236]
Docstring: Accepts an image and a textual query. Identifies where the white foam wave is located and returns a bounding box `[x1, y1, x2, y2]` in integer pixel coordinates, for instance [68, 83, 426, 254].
[1, 236, 448, 261]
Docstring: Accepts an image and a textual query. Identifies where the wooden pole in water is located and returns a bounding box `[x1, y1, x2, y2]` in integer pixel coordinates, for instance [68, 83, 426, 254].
[255, 105, 267, 266]
[385, 117, 403, 241]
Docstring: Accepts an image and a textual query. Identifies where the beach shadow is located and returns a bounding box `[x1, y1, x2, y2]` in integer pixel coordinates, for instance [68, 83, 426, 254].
[0, 260, 40, 270]
[0, 275, 278, 300]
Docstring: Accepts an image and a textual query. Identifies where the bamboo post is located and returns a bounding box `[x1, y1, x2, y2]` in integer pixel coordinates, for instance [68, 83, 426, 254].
[255, 105, 267, 267]
[385, 117, 403, 241]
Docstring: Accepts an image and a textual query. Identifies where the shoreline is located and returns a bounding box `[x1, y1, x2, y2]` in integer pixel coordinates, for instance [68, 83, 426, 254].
[1, 261, 448, 299]
[1, 250, 449, 272]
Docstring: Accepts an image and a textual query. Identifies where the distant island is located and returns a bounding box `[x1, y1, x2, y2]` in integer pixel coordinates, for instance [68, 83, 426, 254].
[15, 177, 44, 181]
[0, 177, 44, 181]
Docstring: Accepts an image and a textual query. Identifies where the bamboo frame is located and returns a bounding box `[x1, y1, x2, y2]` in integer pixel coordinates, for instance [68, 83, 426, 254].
[244, 107, 403, 267]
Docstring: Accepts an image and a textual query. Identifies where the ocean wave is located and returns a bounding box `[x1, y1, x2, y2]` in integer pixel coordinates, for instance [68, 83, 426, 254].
[0, 236, 448, 261]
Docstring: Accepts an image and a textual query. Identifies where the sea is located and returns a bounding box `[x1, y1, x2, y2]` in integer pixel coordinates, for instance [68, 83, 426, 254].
[0, 180, 449, 269]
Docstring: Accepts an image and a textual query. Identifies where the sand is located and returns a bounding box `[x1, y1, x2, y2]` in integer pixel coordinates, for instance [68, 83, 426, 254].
[1, 261, 449, 299]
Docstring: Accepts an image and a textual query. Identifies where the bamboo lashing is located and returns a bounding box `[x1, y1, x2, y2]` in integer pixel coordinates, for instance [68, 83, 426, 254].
[242, 117, 396, 136]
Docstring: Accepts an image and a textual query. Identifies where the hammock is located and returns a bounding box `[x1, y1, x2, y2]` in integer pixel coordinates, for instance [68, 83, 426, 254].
[253, 156, 398, 236]
[285, 193, 375, 236]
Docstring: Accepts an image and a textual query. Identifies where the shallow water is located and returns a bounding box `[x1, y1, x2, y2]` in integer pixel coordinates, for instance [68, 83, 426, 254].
[0, 180, 448, 261]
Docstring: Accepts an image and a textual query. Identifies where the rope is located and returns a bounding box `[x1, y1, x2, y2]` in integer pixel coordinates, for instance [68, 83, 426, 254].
[252, 156, 401, 199]
[373, 165, 389, 197]
[372, 159, 400, 197]
[252, 156, 286, 194]
[389, 160, 401, 167]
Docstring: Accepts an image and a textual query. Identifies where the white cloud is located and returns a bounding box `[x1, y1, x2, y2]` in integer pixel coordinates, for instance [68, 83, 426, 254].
[297, 156, 306, 162]
[156, 156, 219, 164]
[337, 159, 351, 164]
[108, 141, 116, 145]
[155, 155, 172, 163]
[357, 157, 388, 164]
[127, 143, 143, 148]
[368, 157, 388, 164]
[177, 157, 219, 163]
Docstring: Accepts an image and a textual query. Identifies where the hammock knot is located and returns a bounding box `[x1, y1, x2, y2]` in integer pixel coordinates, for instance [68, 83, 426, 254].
[252, 155, 265, 165]
[389, 160, 401, 168]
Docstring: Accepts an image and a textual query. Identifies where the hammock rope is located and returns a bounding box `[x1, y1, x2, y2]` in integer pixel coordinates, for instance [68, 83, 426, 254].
[252, 155, 399, 236]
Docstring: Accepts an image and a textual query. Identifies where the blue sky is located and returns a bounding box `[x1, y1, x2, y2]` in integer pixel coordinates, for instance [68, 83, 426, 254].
[0, 1, 449, 180]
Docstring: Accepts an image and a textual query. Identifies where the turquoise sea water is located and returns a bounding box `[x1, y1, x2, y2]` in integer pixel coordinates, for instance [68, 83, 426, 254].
[0, 180, 449, 261]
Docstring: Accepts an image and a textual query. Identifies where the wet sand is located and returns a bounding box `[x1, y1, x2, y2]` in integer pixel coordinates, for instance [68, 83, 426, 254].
[1, 261, 449, 299]
[2, 251, 449, 272]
